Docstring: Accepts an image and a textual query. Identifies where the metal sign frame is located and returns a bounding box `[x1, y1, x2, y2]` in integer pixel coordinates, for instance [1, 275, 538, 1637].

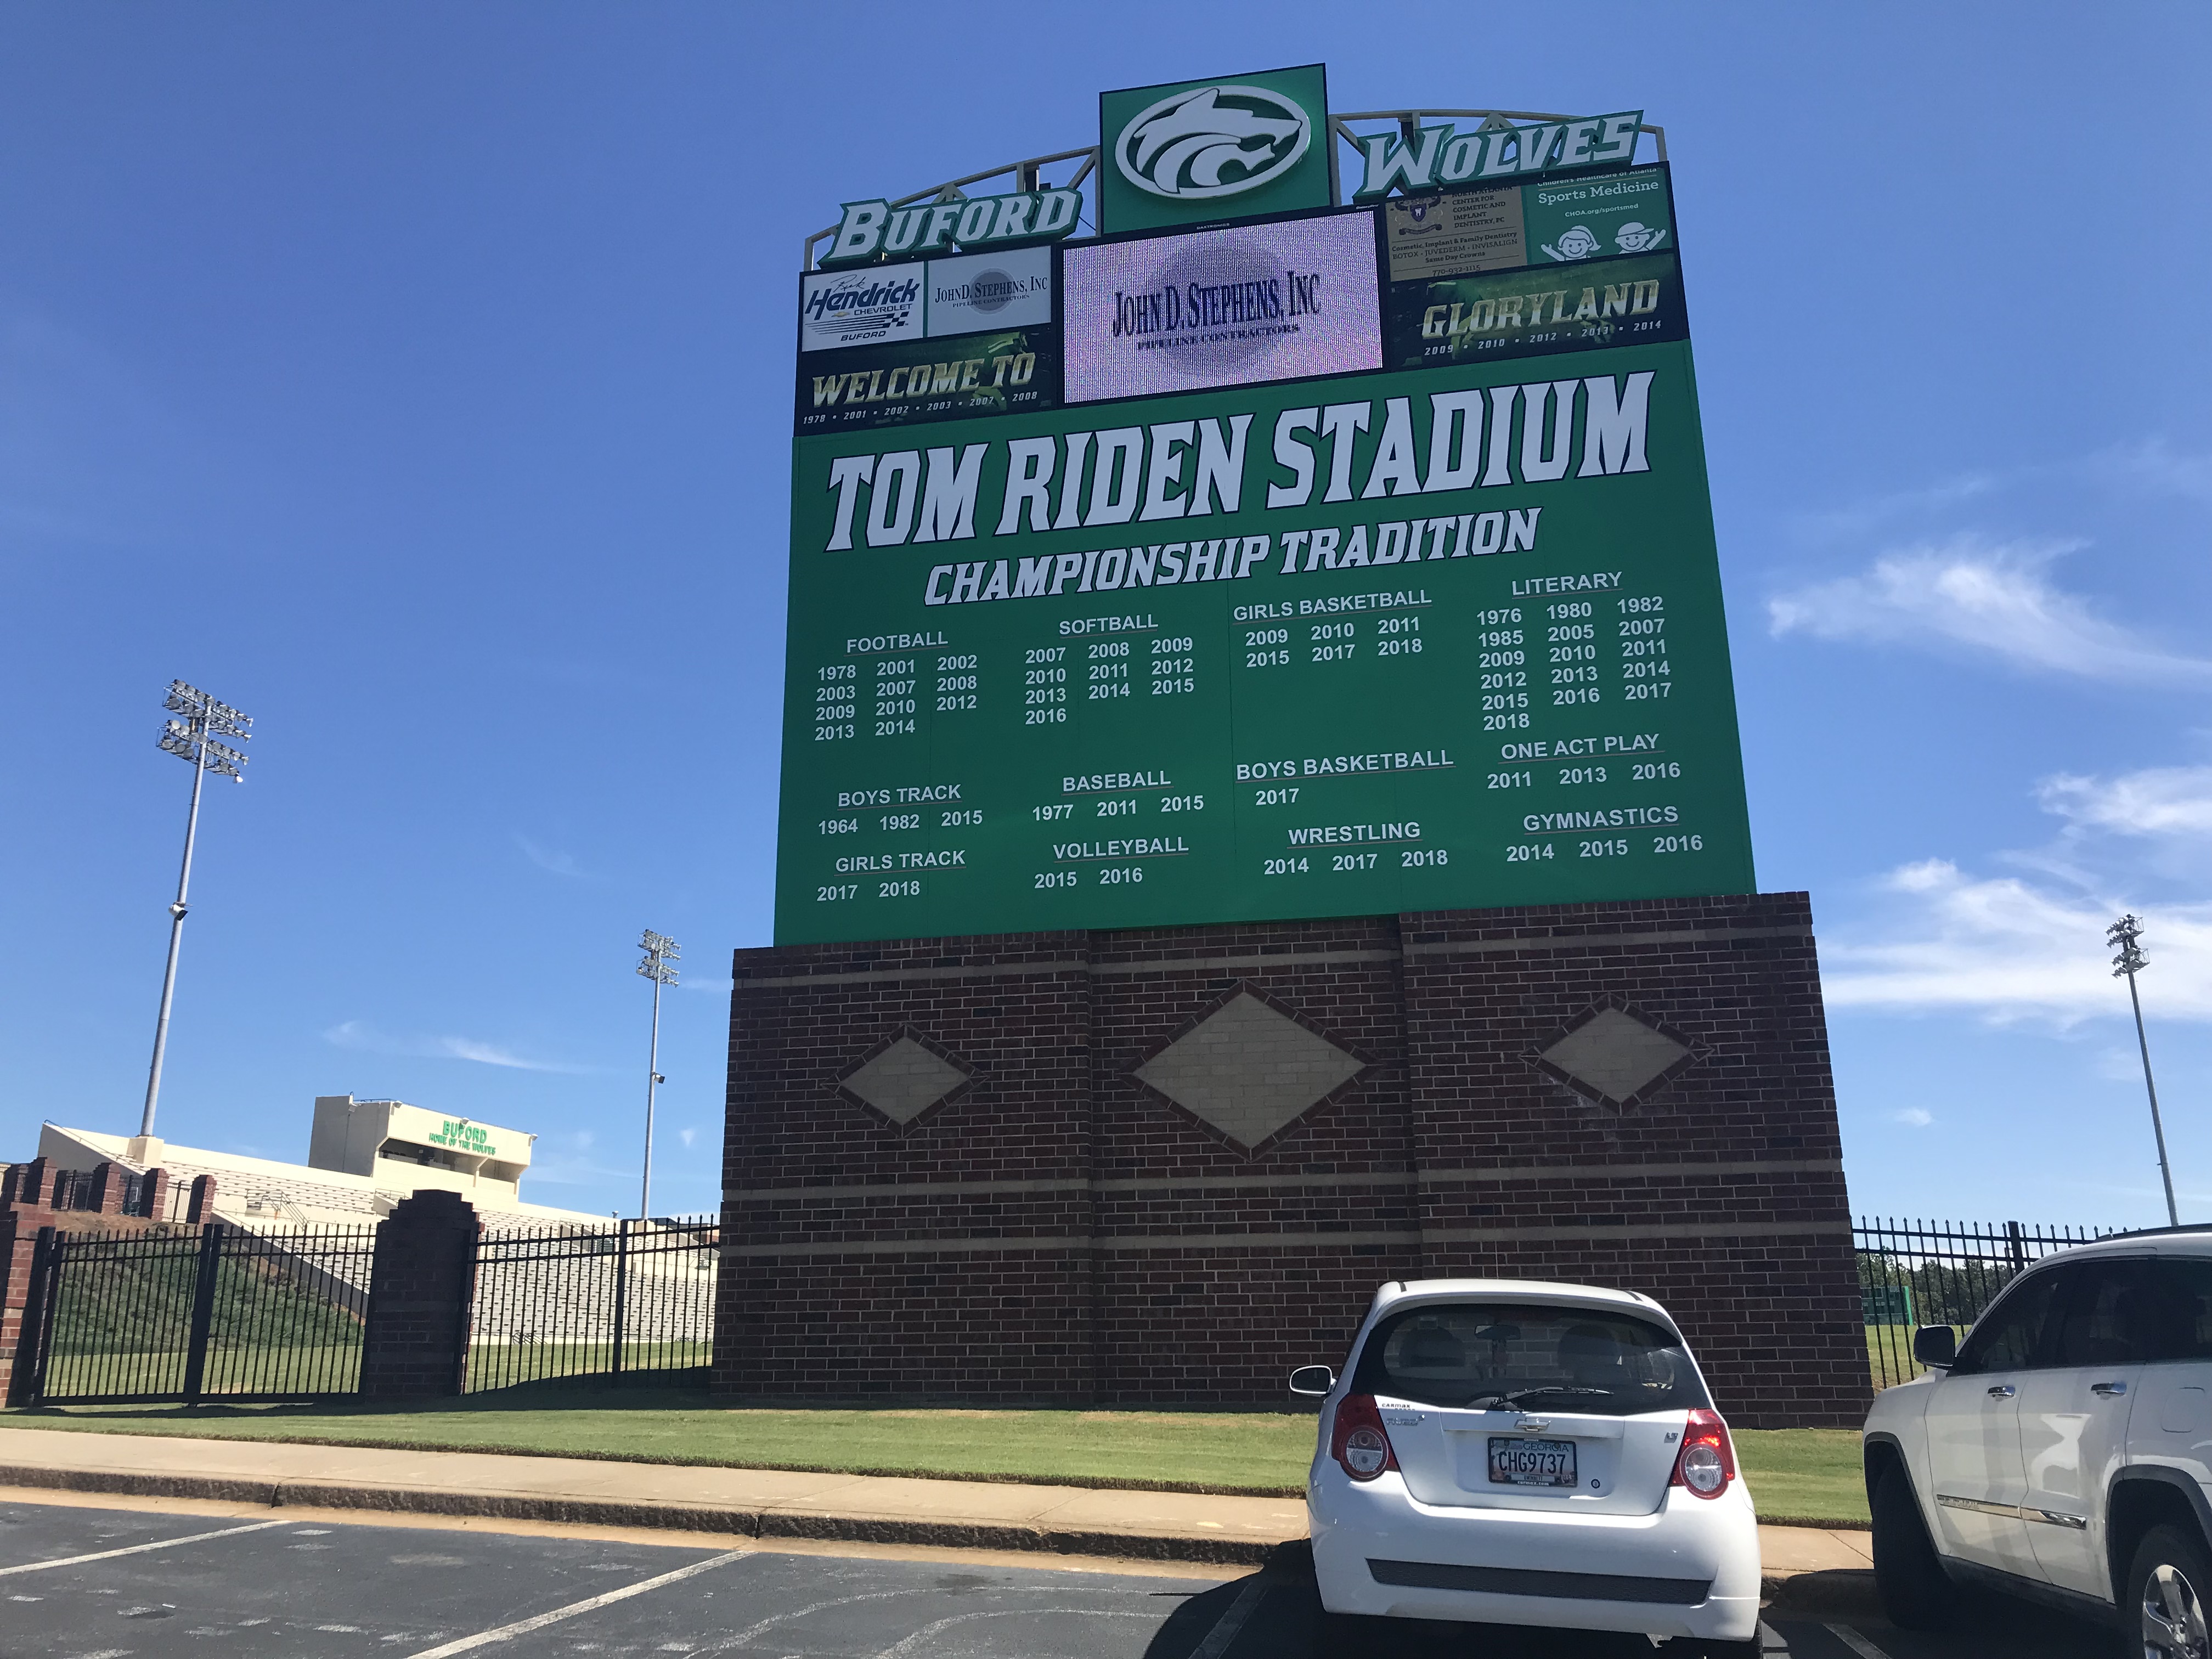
[800, 110, 1667, 271]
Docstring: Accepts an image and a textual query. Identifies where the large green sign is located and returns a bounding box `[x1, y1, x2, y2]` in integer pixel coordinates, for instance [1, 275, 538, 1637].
[775, 335, 1752, 944]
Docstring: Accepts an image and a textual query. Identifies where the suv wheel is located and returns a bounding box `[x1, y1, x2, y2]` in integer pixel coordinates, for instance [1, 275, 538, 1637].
[1871, 1464, 1952, 1629]
[2129, 1523, 2212, 1659]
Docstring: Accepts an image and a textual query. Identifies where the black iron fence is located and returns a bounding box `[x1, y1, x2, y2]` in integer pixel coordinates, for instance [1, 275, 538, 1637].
[15, 1211, 716, 1406]
[21, 1221, 377, 1404]
[466, 1216, 717, 1392]
[15, 1207, 2143, 1405]
[1857, 1216, 2121, 1390]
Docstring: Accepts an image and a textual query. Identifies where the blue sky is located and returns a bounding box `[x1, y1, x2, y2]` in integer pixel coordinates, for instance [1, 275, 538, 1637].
[2, 5, 2206, 1226]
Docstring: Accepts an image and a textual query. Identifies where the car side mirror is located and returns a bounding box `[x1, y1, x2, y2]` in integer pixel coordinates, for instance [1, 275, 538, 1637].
[1289, 1365, 1335, 1397]
[1913, 1325, 1957, 1368]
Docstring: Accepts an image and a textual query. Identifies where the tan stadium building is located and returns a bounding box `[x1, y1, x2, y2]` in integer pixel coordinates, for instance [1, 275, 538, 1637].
[37, 1095, 608, 1228]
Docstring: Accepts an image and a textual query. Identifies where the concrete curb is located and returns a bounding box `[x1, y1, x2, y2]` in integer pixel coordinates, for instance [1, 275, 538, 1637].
[0, 1463, 1283, 1566]
[1761, 1567, 1880, 1618]
[0, 1452, 1881, 1589]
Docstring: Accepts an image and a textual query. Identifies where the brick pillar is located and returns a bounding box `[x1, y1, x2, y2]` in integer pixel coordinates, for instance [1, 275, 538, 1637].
[359, 1190, 479, 1400]
[0, 1210, 26, 1403]
[89, 1162, 126, 1215]
[0, 1210, 52, 1405]
[142, 1167, 171, 1222]
[184, 1174, 218, 1223]
[10, 1159, 50, 1209]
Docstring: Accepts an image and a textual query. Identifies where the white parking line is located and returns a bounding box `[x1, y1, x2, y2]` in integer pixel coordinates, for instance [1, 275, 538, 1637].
[1192, 1576, 1269, 1659]
[1825, 1624, 1897, 1659]
[874, 1607, 1157, 1657]
[0, 1519, 289, 1577]
[404, 1548, 750, 1656]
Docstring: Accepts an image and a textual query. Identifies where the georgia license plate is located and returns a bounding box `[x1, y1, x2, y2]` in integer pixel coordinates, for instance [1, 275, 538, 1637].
[1487, 1436, 1578, 1487]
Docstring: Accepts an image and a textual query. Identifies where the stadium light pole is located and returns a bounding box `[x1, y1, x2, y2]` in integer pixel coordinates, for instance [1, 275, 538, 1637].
[140, 681, 251, 1142]
[636, 930, 681, 1218]
[2109, 913, 2177, 1228]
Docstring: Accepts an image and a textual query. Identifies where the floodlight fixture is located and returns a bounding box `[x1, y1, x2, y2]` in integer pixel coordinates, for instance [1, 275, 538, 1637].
[635, 929, 681, 1216]
[165, 679, 252, 738]
[140, 680, 254, 1140]
[2109, 913, 2176, 1227]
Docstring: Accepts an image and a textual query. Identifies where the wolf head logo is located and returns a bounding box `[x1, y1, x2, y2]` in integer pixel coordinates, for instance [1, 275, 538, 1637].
[1115, 85, 1311, 201]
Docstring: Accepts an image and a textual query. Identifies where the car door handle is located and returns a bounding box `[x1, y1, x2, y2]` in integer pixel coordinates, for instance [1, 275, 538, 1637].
[2092, 1381, 2129, 1398]
[1987, 1385, 2017, 1399]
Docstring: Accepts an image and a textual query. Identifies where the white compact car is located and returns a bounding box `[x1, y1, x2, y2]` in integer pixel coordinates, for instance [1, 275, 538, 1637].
[1294, 1278, 1762, 1655]
[1864, 1229, 2212, 1654]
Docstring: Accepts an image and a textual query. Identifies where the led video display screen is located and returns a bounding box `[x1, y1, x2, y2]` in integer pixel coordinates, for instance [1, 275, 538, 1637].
[1061, 212, 1381, 404]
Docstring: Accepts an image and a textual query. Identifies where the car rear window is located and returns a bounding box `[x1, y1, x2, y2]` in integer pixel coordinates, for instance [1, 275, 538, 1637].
[1351, 1302, 1711, 1415]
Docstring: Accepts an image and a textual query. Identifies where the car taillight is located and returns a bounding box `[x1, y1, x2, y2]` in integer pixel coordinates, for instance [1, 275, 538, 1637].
[1330, 1392, 1398, 1481]
[1669, 1407, 1736, 1499]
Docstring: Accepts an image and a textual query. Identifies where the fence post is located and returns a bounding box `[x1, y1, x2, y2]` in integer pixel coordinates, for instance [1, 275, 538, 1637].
[359, 1190, 479, 1401]
[2006, 1221, 2027, 1271]
[451, 1222, 479, 1397]
[89, 1162, 128, 1216]
[179, 1222, 225, 1405]
[15, 1159, 52, 1207]
[611, 1218, 630, 1379]
[3, 1226, 59, 1407]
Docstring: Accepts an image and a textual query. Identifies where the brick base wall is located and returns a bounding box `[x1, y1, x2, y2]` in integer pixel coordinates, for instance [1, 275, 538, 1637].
[718, 891, 1867, 1427]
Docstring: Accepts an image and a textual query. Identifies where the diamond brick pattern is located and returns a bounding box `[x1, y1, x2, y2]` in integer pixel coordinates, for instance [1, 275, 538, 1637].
[1538, 1005, 1693, 1108]
[1134, 990, 1363, 1150]
[839, 1036, 971, 1126]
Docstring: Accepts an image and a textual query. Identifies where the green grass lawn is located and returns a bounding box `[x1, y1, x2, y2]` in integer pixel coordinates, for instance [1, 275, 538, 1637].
[1733, 1427, 1865, 1525]
[0, 1392, 1869, 1525]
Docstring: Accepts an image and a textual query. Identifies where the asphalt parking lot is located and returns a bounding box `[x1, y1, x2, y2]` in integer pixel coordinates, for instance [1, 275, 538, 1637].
[0, 1497, 2118, 1659]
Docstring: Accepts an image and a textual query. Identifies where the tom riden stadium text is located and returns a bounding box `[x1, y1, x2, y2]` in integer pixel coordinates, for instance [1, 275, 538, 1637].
[815, 374, 1657, 552]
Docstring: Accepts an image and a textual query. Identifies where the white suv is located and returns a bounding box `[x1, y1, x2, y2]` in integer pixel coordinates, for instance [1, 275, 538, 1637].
[1294, 1278, 1762, 1654]
[1865, 1230, 2212, 1656]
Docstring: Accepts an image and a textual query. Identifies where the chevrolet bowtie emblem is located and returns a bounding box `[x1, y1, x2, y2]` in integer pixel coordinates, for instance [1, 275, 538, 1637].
[1515, 1416, 1551, 1434]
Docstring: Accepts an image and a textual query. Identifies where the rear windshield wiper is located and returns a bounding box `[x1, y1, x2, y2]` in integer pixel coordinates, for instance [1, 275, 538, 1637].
[1466, 1386, 1616, 1409]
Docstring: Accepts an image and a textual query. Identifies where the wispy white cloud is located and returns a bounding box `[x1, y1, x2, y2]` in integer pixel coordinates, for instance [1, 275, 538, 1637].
[321, 1019, 380, 1050]
[433, 1036, 576, 1071]
[1768, 535, 2212, 687]
[1892, 1108, 1934, 1127]
[321, 1019, 591, 1074]
[1829, 751, 2212, 1026]
[2039, 766, 2212, 839]
[515, 835, 584, 878]
[2096, 1047, 2151, 1084]
[1791, 472, 1997, 540]
[2095, 438, 2212, 505]
[1822, 860, 2212, 1025]
[526, 1129, 623, 1190]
